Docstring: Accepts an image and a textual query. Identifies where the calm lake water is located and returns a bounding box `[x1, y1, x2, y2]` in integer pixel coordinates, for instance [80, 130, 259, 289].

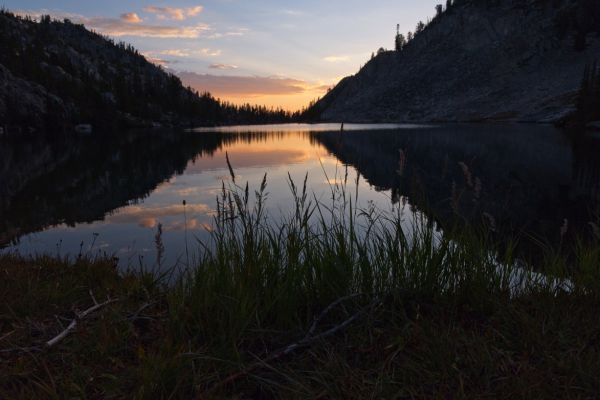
[1, 123, 599, 267]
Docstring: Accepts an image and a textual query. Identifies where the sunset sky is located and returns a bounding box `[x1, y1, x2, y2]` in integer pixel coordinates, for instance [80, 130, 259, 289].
[8, 0, 440, 110]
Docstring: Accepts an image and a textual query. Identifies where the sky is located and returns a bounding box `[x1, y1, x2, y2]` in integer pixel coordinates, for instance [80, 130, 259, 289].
[6, 0, 440, 111]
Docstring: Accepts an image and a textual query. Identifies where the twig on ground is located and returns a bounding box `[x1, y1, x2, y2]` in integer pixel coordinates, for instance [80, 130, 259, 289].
[200, 294, 381, 397]
[0, 296, 119, 355]
[46, 298, 118, 348]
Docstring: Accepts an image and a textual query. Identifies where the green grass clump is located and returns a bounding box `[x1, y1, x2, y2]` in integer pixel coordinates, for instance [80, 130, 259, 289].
[1, 175, 600, 399]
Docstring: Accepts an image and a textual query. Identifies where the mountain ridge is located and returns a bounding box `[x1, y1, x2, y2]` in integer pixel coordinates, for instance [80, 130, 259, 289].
[310, 0, 600, 124]
[0, 10, 293, 134]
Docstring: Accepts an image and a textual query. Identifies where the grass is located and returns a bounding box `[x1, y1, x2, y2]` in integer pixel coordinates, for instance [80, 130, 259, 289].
[1, 173, 600, 399]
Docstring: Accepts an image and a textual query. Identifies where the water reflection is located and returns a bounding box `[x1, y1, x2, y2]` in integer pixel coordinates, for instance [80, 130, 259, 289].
[1, 124, 598, 266]
[312, 124, 600, 242]
[1, 131, 231, 246]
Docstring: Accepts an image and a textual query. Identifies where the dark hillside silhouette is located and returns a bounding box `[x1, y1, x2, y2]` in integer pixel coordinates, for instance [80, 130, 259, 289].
[303, 0, 600, 123]
[0, 10, 294, 133]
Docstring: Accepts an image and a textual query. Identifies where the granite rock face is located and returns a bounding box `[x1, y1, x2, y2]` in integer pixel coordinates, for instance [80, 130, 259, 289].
[314, 0, 600, 123]
[0, 64, 58, 129]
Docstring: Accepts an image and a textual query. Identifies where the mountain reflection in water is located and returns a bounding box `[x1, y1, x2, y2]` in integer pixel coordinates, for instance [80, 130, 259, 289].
[1, 124, 598, 267]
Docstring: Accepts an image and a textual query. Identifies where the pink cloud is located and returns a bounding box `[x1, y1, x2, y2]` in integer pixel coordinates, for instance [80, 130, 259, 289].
[209, 63, 239, 70]
[120, 12, 142, 23]
[144, 5, 204, 21]
[87, 18, 209, 38]
[156, 48, 222, 57]
[16, 10, 209, 38]
[107, 204, 213, 228]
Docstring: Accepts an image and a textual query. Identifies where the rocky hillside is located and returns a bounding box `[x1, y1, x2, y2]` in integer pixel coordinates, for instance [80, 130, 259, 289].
[0, 10, 292, 133]
[311, 0, 600, 123]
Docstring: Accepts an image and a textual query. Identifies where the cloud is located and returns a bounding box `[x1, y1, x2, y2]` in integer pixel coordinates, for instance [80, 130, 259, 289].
[207, 28, 248, 39]
[324, 55, 350, 63]
[16, 9, 209, 38]
[120, 12, 142, 23]
[199, 48, 222, 56]
[147, 48, 222, 59]
[282, 10, 305, 16]
[209, 63, 239, 70]
[177, 72, 310, 97]
[107, 204, 213, 228]
[144, 5, 204, 21]
[162, 218, 213, 232]
[314, 84, 333, 92]
[160, 49, 194, 57]
[142, 54, 176, 67]
[88, 18, 210, 38]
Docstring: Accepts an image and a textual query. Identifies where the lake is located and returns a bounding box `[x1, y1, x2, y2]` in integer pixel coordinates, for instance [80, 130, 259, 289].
[1, 123, 599, 268]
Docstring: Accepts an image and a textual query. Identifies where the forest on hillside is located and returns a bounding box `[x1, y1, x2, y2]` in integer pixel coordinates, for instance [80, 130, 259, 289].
[302, 0, 600, 125]
[0, 10, 296, 133]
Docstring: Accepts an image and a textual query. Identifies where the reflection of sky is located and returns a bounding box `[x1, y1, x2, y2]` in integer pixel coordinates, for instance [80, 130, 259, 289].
[9, 125, 402, 269]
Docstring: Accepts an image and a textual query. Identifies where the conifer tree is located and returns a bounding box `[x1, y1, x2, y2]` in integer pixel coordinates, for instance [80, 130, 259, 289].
[415, 21, 425, 35]
[435, 4, 443, 16]
[395, 27, 406, 52]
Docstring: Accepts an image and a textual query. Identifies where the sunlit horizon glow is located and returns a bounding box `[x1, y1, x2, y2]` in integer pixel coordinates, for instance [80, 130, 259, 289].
[8, 0, 440, 111]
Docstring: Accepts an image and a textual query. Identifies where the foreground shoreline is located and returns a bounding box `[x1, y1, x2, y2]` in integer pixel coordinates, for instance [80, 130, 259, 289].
[2, 176, 600, 398]
[2, 248, 599, 398]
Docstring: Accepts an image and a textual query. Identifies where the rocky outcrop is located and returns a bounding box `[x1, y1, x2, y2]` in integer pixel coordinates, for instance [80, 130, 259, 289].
[313, 0, 600, 123]
[0, 64, 63, 130]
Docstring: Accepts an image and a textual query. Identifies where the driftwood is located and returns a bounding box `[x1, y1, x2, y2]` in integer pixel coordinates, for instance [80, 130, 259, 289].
[199, 294, 381, 397]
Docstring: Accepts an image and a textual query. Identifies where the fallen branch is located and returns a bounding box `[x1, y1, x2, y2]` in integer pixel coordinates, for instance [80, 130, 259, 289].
[46, 298, 118, 348]
[0, 297, 119, 355]
[200, 294, 381, 397]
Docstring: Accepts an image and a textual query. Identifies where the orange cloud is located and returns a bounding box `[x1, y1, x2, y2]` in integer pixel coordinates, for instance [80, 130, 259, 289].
[120, 12, 142, 23]
[107, 204, 213, 228]
[184, 148, 309, 174]
[87, 18, 209, 38]
[177, 72, 334, 111]
[144, 5, 204, 21]
[16, 10, 209, 38]
[178, 72, 308, 97]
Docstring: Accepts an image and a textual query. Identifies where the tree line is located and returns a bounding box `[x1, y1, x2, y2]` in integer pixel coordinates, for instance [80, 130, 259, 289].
[0, 9, 295, 132]
[389, 0, 600, 54]
[393, 0, 455, 53]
